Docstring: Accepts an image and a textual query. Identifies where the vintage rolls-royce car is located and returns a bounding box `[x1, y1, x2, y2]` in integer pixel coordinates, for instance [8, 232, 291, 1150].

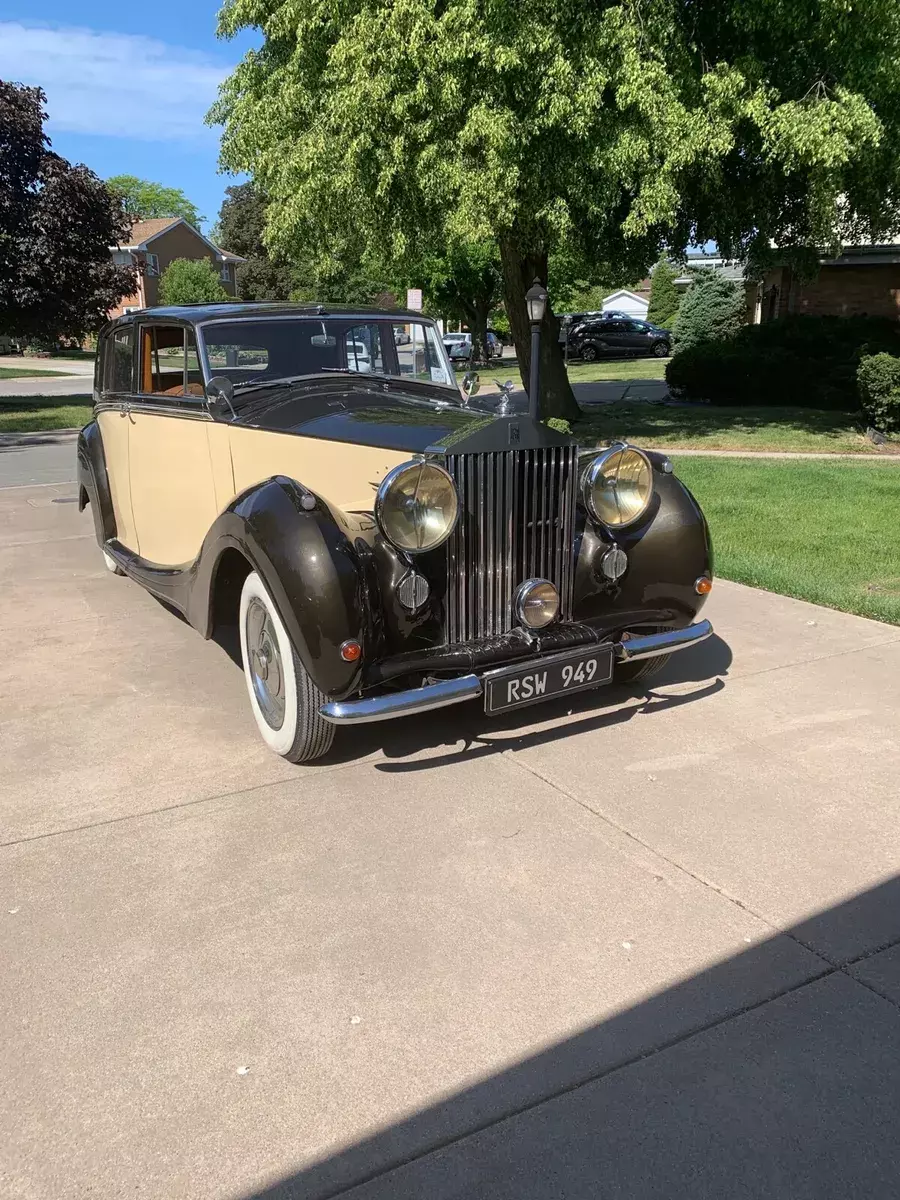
[78, 303, 713, 762]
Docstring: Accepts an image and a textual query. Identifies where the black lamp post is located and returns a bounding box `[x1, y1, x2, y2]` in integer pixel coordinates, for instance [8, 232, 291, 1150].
[525, 278, 548, 421]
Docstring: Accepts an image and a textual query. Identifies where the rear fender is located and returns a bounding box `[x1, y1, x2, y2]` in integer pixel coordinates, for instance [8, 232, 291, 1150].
[76, 421, 116, 545]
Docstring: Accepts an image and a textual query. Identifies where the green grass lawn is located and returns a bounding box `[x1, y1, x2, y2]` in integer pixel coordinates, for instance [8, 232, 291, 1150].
[472, 356, 669, 387]
[573, 403, 897, 455]
[0, 366, 75, 379]
[0, 399, 93, 433]
[674, 456, 900, 625]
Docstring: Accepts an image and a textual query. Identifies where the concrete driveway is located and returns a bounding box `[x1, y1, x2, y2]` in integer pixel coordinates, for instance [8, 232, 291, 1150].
[3, 462, 900, 1199]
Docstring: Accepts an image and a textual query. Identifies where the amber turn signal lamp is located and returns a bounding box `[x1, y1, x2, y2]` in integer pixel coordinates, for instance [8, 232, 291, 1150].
[695, 576, 713, 596]
[340, 639, 362, 662]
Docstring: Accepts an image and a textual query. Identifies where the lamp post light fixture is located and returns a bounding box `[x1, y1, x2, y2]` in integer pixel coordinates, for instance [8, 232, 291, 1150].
[525, 277, 548, 421]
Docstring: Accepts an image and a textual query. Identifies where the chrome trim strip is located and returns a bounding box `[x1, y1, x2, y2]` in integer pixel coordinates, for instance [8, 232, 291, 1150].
[615, 620, 713, 662]
[321, 622, 712, 725]
[94, 399, 212, 421]
[320, 674, 483, 724]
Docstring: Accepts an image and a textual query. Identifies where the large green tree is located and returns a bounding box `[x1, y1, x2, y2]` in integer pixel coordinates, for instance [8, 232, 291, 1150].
[108, 174, 205, 229]
[215, 182, 300, 300]
[1, 82, 134, 342]
[395, 240, 502, 364]
[212, 0, 900, 420]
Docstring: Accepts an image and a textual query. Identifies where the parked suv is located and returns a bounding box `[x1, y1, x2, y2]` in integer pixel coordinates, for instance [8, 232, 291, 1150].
[569, 318, 671, 360]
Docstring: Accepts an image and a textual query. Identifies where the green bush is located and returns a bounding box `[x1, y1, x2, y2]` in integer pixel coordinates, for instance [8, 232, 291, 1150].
[646, 257, 681, 328]
[159, 258, 228, 306]
[666, 315, 900, 409]
[857, 353, 900, 431]
[672, 272, 745, 352]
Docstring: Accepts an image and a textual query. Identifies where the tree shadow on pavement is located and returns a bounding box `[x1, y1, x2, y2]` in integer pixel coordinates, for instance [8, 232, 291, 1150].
[237, 874, 900, 1200]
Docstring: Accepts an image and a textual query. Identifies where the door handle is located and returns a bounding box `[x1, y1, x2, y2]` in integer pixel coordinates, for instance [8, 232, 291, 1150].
[120, 403, 130, 418]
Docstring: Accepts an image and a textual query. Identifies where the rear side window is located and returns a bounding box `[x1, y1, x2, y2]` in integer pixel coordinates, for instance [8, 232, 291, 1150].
[138, 325, 204, 397]
[104, 328, 133, 393]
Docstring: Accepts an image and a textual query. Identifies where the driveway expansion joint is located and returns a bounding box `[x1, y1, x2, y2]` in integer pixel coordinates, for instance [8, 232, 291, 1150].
[502, 751, 838, 968]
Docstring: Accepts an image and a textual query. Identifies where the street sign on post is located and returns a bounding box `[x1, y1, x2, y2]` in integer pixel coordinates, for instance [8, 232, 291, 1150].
[406, 288, 423, 311]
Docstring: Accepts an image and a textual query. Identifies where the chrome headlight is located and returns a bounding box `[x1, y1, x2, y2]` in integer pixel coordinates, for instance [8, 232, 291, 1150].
[375, 461, 459, 553]
[582, 444, 654, 528]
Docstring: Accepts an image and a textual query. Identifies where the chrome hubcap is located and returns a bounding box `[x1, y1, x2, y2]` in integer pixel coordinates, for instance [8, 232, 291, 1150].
[246, 599, 285, 730]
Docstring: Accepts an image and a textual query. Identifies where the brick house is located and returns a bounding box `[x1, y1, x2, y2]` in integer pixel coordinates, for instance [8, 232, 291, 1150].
[110, 218, 245, 317]
[755, 244, 900, 323]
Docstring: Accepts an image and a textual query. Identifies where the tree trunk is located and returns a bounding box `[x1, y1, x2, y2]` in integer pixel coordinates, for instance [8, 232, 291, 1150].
[473, 300, 491, 368]
[499, 237, 580, 423]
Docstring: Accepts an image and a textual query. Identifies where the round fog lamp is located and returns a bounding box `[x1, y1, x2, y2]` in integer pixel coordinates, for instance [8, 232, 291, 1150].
[515, 579, 560, 630]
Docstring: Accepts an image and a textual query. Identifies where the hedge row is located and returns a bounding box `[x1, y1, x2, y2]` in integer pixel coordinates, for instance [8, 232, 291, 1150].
[666, 315, 900, 410]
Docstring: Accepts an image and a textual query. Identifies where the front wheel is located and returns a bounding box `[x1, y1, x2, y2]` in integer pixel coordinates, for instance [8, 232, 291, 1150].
[239, 571, 335, 763]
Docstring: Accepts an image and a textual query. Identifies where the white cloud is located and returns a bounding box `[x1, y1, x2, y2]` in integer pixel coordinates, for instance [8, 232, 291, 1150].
[0, 22, 234, 142]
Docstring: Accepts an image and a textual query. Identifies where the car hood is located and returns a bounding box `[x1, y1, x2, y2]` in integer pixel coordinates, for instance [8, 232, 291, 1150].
[231, 375, 571, 454]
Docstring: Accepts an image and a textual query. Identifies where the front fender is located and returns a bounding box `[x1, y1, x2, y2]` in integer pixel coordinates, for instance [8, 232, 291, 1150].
[190, 476, 366, 698]
[76, 420, 116, 545]
[574, 466, 713, 628]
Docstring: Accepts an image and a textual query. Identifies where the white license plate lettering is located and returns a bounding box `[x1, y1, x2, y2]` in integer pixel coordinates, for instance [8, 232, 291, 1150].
[562, 658, 597, 688]
[493, 653, 608, 712]
[509, 672, 547, 704]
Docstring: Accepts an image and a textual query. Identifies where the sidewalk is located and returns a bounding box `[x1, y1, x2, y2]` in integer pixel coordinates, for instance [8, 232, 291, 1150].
[0, 355, 94, 375]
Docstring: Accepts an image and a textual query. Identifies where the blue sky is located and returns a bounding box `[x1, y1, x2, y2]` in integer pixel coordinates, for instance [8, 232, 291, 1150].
[0, 1, 260, 235]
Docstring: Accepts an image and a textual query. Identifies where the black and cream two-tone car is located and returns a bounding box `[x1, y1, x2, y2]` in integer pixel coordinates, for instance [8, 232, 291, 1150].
[78, 303, 713, 762]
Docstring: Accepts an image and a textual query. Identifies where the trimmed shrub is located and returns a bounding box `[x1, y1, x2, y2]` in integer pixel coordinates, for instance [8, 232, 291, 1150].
[159, 257, 228, 306]
[857, 353, 900, 431]
[672, 272, 745, 353]
[666, 315, 900, 409]
[646, 257, 681, 328]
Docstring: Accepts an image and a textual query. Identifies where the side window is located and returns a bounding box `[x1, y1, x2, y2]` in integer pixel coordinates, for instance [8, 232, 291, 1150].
[139, 326, 204, 398]
[104, 327, 133, 393]
[392, 323, 452, 386]
[344, 324, 384, 374]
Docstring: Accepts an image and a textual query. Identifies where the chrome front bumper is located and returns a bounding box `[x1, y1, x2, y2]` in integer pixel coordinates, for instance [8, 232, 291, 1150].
[319, 620, 713, 725]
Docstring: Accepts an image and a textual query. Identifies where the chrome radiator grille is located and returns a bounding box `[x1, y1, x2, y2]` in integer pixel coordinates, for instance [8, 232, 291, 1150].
[444, 447, 579, 643]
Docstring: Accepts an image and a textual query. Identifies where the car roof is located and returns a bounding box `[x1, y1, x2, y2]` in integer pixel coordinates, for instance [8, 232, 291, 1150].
[106, 301, 434, 327]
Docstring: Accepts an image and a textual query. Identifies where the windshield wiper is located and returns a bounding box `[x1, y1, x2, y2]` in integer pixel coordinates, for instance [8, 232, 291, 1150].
[232, 374, 317, 392]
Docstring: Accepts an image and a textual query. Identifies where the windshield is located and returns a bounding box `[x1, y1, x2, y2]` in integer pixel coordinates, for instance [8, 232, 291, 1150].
[199, 317, 456, 393]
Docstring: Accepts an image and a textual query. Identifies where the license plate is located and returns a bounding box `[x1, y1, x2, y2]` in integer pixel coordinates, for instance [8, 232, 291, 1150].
[483, 644, 614, 715]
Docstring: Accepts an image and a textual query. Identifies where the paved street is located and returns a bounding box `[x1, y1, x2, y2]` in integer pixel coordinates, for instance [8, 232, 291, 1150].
[3, 452, 900, 1199]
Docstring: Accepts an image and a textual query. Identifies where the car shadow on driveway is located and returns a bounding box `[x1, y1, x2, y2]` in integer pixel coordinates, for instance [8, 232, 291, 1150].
[329, 633, 732, 773]
[208, 615, 731, 772]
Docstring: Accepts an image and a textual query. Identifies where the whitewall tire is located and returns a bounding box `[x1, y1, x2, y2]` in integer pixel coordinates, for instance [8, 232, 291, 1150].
[102, 549, 124, 575]
[238, 571, 335, 763]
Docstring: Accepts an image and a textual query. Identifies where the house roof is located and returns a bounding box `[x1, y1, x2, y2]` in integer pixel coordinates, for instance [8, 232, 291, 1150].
[127, 217, 181, 244]
[602, 289, 649, 307]
[119, 217, 246, 263]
